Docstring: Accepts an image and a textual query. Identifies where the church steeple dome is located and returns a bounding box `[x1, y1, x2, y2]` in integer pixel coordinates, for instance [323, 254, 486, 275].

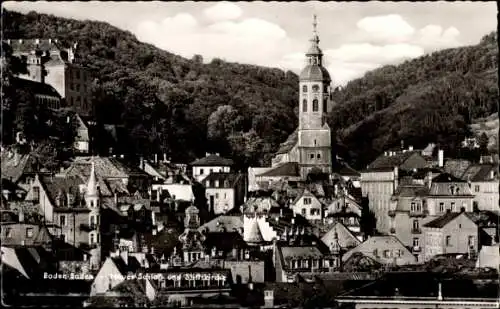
[300, 15, 331, 82]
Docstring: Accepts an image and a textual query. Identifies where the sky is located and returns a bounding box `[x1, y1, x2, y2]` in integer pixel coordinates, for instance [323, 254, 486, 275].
[3, 1, 497, 85]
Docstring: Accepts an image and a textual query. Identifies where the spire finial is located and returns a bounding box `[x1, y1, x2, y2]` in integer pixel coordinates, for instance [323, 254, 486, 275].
[313, 14, 317, 34]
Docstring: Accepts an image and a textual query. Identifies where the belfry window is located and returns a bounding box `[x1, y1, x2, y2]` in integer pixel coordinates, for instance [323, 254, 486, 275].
[302, 99, 307, 112]
[313, 99, 319, 112]
[302, 85, 307, 93]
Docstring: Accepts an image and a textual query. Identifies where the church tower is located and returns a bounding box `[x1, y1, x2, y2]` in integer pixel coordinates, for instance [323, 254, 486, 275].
[297, 15, 333, 179]
[85, 159, 101, 269]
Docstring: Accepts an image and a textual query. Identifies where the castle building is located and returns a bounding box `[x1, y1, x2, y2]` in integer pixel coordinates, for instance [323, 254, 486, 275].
[6, 38, 93, 117]
[269, 15, 334, 180]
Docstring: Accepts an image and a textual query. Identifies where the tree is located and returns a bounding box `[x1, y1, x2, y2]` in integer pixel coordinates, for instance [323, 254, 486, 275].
[360, 197, 377, 240]
[207, 105, 244, 151]
[478, 132, 489, 154]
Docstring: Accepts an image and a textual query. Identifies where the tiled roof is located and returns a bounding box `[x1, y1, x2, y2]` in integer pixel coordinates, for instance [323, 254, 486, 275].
[1, 151, 39, 183]
[198, 215, 243, 233]
[333, 164, 361, 177]
[203, 232, 247, 251]
[276, 129, 298, 155]
[342, 236, 413, 263]
[342, 252, 382, 272]
[292, 188, 317, 205]
[38, 175, 95, 209]
[443, 159, 472, 179]
[203, 172, 241, 188]
[0, 223, 53, 246]
[429, 182, 473, 197]
[280, 246, 324, 259]
[423, 212, 468, 228]
[191, 154, 233, 166]
[366, 151, 422, 170]
[299, 64, 331, 82]
[461, 164, 498, 182]
[258, 162, 300, 177]
[394, 185, 429, 197]
[63, 156, 149, 179]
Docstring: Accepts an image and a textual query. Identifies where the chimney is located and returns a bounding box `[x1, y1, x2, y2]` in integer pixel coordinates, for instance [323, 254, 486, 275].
[438, 150, 444, 167]
[393, 166, 399, 191]
[437, 282, 443, 300]
[163, 153, 167, 162]
[154, 154, 158, 163]
[408, 145, 413, 151]
[139, 157, 144, 170]
[49, 38, 52, 44]
[35, 38, 40, 45]
[427, 171, 433, 189]
[216, 153, 220, 156]
[205, 152, 210, 157]
[114, 192, 118, 205]
[384, 151, 388, 156]
[18, 210, 25, 223]
[120, 154, 124, 159]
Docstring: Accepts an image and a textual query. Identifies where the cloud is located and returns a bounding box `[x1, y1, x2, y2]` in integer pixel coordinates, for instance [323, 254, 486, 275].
[203, 2, 242, 22]
[356, 14, 415, 43]
[417, 24, 461, 50]
[135, 13, 291, 67]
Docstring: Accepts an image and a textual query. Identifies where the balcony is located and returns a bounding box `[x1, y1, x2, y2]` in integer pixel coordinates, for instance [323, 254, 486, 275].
[412, 246, 422, 252]
[80, 223, 98, 232]
[411, 228, 422, 234]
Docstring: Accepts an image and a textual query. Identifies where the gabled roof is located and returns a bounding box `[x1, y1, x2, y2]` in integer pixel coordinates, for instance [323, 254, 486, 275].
[423, 212, 475, 229]
[280, 246, 324, 260]
[333, 165, 361, 177]
[191, 154, 234, 166]
[443, 159, 472, 179]
[275, 129, 298, 155]
[342, 236, 414, 263]
[321, 221, 361, 250]
[292, 188, 318, 205]
[432, 172, 465, 183]
[245, 219, 264, 243]
[37, 175, 87, 209]
[203, 172, 241, 188]
[258, 162, 300, 177]
[62, 156, 149, 179]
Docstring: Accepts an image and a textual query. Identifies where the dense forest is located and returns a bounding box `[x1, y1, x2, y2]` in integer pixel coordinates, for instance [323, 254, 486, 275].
[2, 10, 299, 170]
[2, 10, 498, 170]
[328, 31, 498, 167]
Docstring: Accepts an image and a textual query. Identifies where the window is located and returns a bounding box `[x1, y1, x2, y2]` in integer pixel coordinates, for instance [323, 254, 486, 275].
[451, 202, 455, 211]
[312, 99, 319, 112]
[439, 203, 444, 212]
[314, 139, 317, 146]
[61, 234, 66, 242]
[468, 236, 474, 246]
[60, 215, 66, 227]
[200, 168, 204, 175]
[206, 181, 210, 187]
[445, 235, 451, 246]
[317, 153, 321, 159]
[474, 185, 480, 192]
[210, 169, 213, 174]
[33, 186, 40, 202]
[215, 193, 219, 199]
[302, 99, 307, 112]
[26, 228, 34, 238]
[303, 197, 312, 205]
[151, 189, 158, 200]
[224, 193, 227, 199]
[301, 208, 306, 215]
[5, 228, 12, 238]
[323, 99, 327, 112]
[413, 220, 419, 230]
[310, 154, 314, 159]
[76, 84, 80, 92]
[413, 238, 419, 247]
[90, 233, 95, 244]
[411, 202, 416, 212]
[384, 250, 390, 258]
[302, 85, 307, 93]
[214, 180, 219, 187]
[312, 85, 319, 92]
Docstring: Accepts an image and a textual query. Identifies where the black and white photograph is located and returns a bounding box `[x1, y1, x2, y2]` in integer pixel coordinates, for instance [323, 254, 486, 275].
[1, 1, 499, 308]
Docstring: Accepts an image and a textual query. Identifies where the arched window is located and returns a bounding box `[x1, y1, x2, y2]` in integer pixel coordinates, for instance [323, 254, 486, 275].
[323, 99, 328, 112]
[313, 99, 319, 112]
[302, 85, 307, 93]
[302, 99, 307, 112]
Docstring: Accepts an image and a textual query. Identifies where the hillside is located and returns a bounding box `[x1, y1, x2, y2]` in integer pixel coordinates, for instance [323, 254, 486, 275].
[328, 31, 498, 169]
[2, 10, 299, 168]
[469, 113, 499, 152]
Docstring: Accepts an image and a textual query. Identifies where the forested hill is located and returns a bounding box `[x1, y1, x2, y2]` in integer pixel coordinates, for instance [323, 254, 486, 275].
[328, 31, 498, 169]
[3, 10, 299, 168]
